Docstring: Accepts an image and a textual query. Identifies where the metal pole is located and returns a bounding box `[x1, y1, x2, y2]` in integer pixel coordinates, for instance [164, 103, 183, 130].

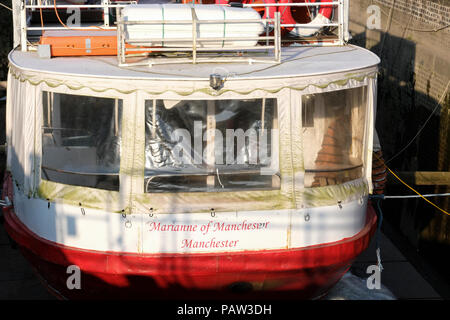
[265, 5, 269, 47]
[338, 0, 344, 45]
[191, 6, 198, 64]
[103, 0, 110, 28]
[343, 0, 350, 42]
[25, 4, 130, 9]
[241, 2, 339, 7]
[274, 11, 281, 63]
[20, 0, 27, 52]
[116, 8, 123, 65]
[12, 0, 21, 48]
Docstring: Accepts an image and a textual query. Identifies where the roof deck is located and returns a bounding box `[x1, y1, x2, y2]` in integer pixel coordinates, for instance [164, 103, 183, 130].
[9, 44, 380, 81]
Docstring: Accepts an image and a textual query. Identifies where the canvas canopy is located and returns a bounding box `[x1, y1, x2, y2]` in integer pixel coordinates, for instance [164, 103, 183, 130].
[6, 46, 378, 215]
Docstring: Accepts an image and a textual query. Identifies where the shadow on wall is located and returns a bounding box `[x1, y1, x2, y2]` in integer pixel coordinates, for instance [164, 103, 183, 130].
[350, 26, 450, 286]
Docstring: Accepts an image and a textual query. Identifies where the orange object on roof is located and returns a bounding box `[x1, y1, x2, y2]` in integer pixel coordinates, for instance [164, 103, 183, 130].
[40, 30, 118, 56]
[40, 30, 149, 57]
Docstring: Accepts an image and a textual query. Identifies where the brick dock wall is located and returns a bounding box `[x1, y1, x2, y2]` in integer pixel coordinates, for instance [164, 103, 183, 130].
[349, 0, 449, 253]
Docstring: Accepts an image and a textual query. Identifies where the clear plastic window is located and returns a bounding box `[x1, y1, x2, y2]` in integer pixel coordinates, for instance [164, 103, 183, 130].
[302, 87, 367, 187]
[144, 99, 279, 192]
[41, 92, 122, 191]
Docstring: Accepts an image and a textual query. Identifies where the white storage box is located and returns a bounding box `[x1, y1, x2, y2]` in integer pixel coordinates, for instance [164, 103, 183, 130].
[122, 4, 265, 48]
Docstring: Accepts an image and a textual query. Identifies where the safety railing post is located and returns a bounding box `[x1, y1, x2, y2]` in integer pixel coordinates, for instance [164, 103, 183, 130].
[274, 12, 281, 63]
[191, 6, 198, 64]
[117, 8, 124, 65]
[20, 0, 27, 52]
[338, 0, 344, 45]
[103, 0, 110, 28]
[343, 0, 350, 42]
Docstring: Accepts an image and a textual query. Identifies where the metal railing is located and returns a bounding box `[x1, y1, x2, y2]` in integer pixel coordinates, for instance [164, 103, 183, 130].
[116, 7, 281, 66]
[242, 1, 346, 45]
[15, 0, 349, 64]
[17, 0, 136, 51]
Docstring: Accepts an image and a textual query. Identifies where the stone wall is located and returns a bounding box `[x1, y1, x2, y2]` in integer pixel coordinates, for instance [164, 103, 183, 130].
[350, 0, 449, 117]
[349, 0, 450, 283]
[373, 0, 450, 31]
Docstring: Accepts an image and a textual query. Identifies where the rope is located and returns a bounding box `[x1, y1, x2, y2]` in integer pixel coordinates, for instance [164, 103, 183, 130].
[0, 3, 12, 11]
[372, 153, 449, 216]
[374, 198, 384, 272]
[305, 0, 313, 20]
[52, 0, 105, 31]
[386, 168, 449, 215]
[216, 168, 225, 188]
[384, 80, 450, 165]
[369, 172, 449, 273]
[38, 0, 44, 30]
[278, 0, 290, 23]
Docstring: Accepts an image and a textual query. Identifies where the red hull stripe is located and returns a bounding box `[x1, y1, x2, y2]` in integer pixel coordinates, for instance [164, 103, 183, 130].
[3, 205, 377, 275]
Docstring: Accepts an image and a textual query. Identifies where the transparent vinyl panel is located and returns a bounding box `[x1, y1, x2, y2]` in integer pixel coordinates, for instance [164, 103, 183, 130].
[302, 86, 367, 187]
[41, 92, 122, 191]
[144, 99, 279, 192]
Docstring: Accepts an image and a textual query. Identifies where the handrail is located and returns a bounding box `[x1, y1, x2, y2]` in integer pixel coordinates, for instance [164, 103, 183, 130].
[18, 0, 136, 50]
[24, 4, 131, 9]
[242, 1, 339, 6]
[16, 1, 348, 54]
[116, 8, 282, 66]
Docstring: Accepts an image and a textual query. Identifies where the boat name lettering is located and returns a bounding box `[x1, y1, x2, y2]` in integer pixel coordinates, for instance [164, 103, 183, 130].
[148, 220, 270, 235]
[181, 238, 239, 249]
